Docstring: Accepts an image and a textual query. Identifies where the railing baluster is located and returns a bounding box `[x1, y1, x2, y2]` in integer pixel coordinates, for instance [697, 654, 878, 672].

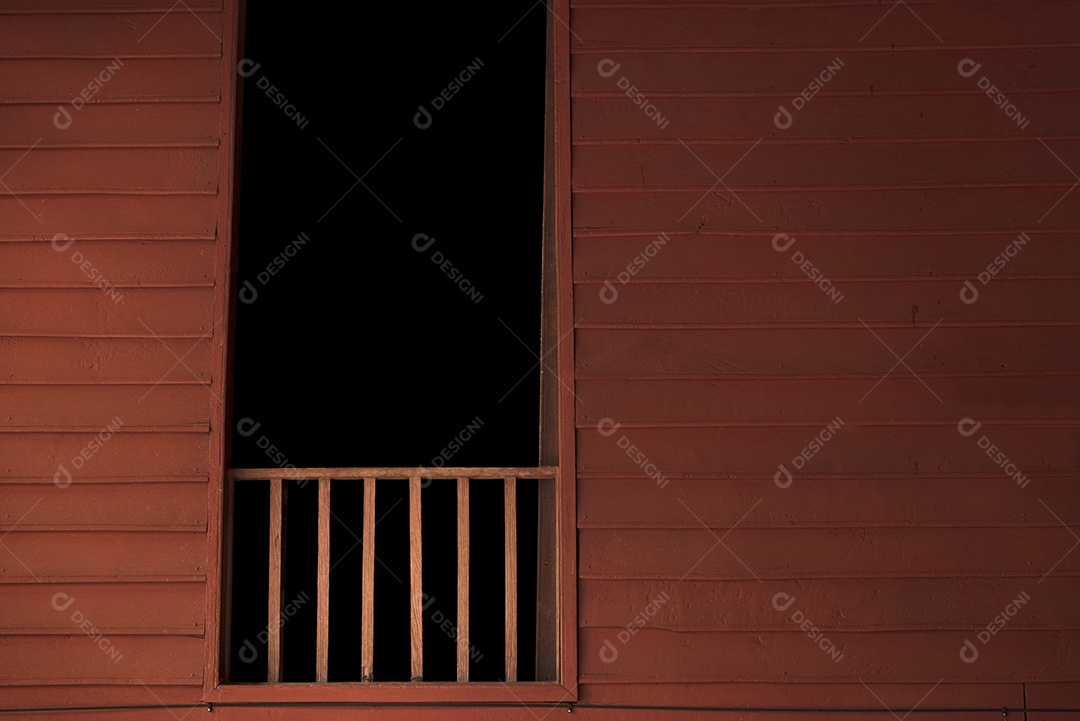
[457, 476, 470, 682]
[268, 477, 284, 683]
[316, 478, 330, 682]
[361, 476, 376, 681]
[409, 475, 423, 681]
[505, 476, 518, 682]
[229, 468, 560, 685]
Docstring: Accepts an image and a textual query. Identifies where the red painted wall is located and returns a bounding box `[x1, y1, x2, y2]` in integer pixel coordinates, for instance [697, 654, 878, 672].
[1, 0, 1077, 718]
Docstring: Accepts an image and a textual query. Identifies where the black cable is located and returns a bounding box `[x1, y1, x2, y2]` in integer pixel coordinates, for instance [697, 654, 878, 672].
[3, 701, 1080, 714]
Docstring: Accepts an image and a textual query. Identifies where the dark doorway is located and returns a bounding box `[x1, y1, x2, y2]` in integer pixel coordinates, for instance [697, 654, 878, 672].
[227, 2, 547, 683]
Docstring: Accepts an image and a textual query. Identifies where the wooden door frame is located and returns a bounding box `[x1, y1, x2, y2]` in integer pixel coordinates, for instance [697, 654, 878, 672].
[202, 0, 576, 703]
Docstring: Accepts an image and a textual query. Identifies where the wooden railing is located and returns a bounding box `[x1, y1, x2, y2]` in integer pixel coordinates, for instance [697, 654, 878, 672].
[228, 466, 558, 683]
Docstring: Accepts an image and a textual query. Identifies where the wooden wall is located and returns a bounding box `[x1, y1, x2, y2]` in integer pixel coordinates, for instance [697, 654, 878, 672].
[1, 0, 1078, 719]
[571, 0, 1080, 717]
[0, 0, 227, 713]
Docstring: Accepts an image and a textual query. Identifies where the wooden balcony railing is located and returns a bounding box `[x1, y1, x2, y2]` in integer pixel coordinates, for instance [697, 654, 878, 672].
[228, 466, 558, 684]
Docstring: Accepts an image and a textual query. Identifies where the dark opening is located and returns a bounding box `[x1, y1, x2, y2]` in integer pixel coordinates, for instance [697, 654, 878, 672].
[226, 2, 548, 683]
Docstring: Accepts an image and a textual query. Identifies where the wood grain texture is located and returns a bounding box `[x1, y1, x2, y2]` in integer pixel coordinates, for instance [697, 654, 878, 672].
[576, 327, 1080, 377]
[361, 477, 375, 682]
[572, 94, 1080, 141]
[409, 475, 423, 681]
[504, 477, 517, 682]
[316, 478, 330, 683]
[0, 531, 204, 581]
[579, 628, 1080, 683]
[0, 581, 203, 634]
[267, 478, 283, 683]
[456, 477, 469, 682]
[0, 288, 214, 336]
[580, 527, 1080, 580]
[0, 11, 222, 55]
[570, 3, 1080, 47]
[573, 232, 1080, 281]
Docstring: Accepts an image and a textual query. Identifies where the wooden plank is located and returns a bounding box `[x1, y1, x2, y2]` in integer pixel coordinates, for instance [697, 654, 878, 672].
[538, 0, 559, 467]
[0, 385, 210, 429]
[579, 527, 1080, 580]
[573, 48, 1080, 94]
[316, 478, 330, 683]
[571, 3, 1080, 46]
[0, 685, 204, 713]
[0, 531, 204, 580]
[504, 477, 517, 682]
[201, 0, 239, 691]
[534, 476, 557, 680]
[1028, 682, 1080, 721]
[267, 477, 283, 683]
[0, 482, 206, 531]
[573, 186, 1080, 233]
[0, 104, 220, 146]
[578, 628, 1080, 683]
[0, 0, 220, 10]
[231, 467, 557, 480]
[579, 578, 1078, 631]
[572, 232, 1080, 281]
[0, 240, 216, 287]
[0, 12, 222, 55]
[577, 377, 1080, 426]
[572, 92, 1080, 141]
[578, 476, 1080, 528]
[447, 479, 468, 682]
[0, 636, 203, 685]
[0, 196, 217, 239]
[0, 432, 209, 478]
[578, 425, 1079, 476]
[456, 476, 469, 682]
[552, 0, 576, 692]
[0, 288, 214, 337]
[0, 581, 203, 634]
[575, 280, 1080, 325]
[0, 147, 217, 193]
[361, 477, 375, 681]
[409, 475, 422, 681]
[0, 338, 213, 384]
[579, 681, 1024, 711]
[0, 59, 221, 101]
[573, 139, 1080, 189]
[576, 327, 1080, 377]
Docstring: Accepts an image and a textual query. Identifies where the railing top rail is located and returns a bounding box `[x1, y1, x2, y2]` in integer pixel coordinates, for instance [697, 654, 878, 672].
[230, 466, 558, 481]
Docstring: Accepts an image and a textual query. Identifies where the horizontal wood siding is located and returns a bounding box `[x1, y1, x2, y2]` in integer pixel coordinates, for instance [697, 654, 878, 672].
[0, 0, 223, 708]
[572, 0, 1080, 712]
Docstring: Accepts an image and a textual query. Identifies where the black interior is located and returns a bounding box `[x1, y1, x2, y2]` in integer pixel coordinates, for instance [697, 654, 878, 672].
[227, 2, 546, 682]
